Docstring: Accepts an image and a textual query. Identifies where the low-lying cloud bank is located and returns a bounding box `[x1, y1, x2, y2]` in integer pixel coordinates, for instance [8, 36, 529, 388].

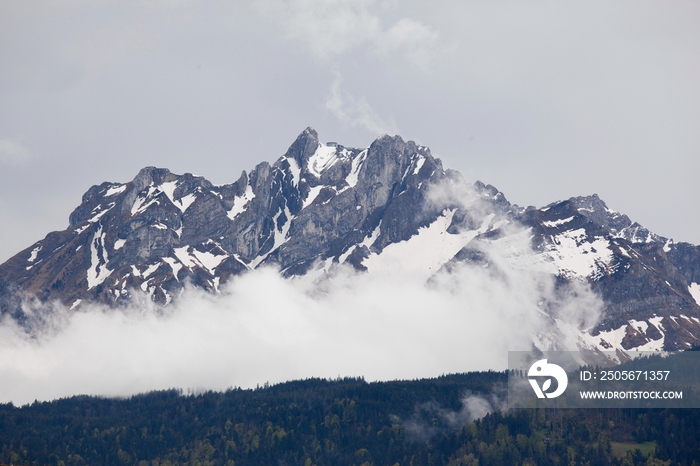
[0, 235, 602, 405]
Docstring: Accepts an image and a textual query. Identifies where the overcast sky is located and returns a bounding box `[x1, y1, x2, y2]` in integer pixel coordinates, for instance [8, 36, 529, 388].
[1, 0, 699, 263]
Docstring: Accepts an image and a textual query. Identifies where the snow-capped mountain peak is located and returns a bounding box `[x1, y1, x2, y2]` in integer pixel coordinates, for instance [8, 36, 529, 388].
[2, 128, 700, 356]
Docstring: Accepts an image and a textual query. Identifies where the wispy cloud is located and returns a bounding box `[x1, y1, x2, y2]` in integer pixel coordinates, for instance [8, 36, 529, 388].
[325, 69, 398, 134]
[0, 139, 31, 165]
[255, 0, 382, 59]
[254, 0, 441, 67]
[401, 392, 506, 441]
[256, 1, 442, 133]
[371, 18, 439, 70]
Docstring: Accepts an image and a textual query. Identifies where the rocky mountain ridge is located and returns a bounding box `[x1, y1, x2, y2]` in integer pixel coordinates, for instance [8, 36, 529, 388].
[467, 194, 700, 353]
[2, 127, 700, 355]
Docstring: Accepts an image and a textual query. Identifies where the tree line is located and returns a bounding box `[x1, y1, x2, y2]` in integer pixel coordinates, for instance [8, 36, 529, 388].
[0, 371, 698, 465]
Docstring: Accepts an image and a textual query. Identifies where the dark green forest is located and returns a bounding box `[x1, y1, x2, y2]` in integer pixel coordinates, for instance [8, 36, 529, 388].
[1, 372, 699, 465]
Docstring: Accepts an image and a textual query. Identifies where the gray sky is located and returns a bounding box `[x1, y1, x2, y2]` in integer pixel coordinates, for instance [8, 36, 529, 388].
[2, 0, 699, 263]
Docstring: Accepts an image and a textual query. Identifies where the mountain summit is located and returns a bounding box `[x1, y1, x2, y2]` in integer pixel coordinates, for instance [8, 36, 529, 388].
[2, 128, 700, 354]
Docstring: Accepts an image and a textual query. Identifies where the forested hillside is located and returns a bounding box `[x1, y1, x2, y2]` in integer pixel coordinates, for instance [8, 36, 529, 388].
[1, 372, 698, 465]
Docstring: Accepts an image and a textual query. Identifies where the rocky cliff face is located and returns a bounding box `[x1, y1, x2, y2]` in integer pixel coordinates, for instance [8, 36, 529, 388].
[0, 129, 509, 313]
[2, 128, 700, 353]
[456, 194, 700, 352]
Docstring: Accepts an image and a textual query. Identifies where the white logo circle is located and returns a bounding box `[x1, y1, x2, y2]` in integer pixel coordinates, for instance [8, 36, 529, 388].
[528, 359, 568, 399]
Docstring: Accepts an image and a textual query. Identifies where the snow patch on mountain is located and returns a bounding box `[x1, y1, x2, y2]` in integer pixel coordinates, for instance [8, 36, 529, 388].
[271, 206, 293, 251]
[362, 210, 480, 280]
[160, 181, 197, 213]
[175, 193, 197, 212]
[345, 149, 367, 189]
[542, 216, 575, 228]
[578, 316, 666, 354]
[363, 223, 381, 249]
[337, 224, 382, 265]
[543, 229, 614, 280]
[88, 203, 115, 223]
[480, 223, 616, 281]
[173, 247, 200, 270]
[286, 157, 301, 186]
[27, 245, 42, 262]
[104, 184, 126, 197]
[689, 283, 700, 306]
[87, 226, 112, 290]
[338, 246, 356, 264]
[307, 144, 339, 178]
[163, 257, 182, 280]
[131, 186, 161, 216]
[412, 155, 425, 175]
[303, 186, 324, 209]
[614, 224, 662, 244]
[74, 224, 90, 235]
[250, 205, 294, 269]
[228, 184, 255, 220]
[190, 249, 228, 275]
[142, 263, 161, 279]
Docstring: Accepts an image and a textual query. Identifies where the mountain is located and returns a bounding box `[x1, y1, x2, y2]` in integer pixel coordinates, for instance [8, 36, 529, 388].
[465, 194, 700, 352]
[2, 128, 700, 354]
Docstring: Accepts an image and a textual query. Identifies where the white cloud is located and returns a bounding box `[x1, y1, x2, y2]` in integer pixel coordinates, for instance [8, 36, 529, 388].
[254, 0, 441, 66]
[0, 139, 31, 165]
[255, 0, 382, 59]
[401, 393, 505, 441]
[325, 69, 398, 134]
[0, 216, 602, 405]
[372, 17, 439, 69]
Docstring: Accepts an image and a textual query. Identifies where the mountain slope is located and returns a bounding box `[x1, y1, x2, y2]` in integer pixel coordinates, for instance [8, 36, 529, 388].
[0, 129, 510, 316]
[2, 128, 700, 354]
[453, 194, 700, 352]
